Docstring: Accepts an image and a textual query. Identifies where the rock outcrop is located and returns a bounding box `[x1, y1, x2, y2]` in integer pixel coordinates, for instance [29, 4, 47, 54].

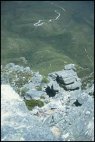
[1, 63, 94, 141]
[45, 64, 81, 98]
[1, 85, 58, 141]
[48, 64, 81, 91]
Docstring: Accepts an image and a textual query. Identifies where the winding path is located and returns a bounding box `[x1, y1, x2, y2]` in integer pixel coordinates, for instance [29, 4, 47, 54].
[33, 10, 61, 27]
[34, 20, 45, 26]
[33, 2, 66, 27]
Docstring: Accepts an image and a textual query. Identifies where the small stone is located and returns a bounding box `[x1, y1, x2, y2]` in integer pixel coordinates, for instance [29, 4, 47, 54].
[50, 126, 61, 137]
[62, 133, 69, 139]
[64, 64, 76, 71]
[85, 111, 90, 115]
[32, 109, 39, 115]
[46, 109, 54, 115]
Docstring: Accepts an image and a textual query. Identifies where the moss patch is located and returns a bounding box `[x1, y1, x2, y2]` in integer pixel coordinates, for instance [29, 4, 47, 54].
[41, 76, 49, 83]
[24, 99, 44, 110]
[20, 87, 29, 96]
[36, 86, 42, 91]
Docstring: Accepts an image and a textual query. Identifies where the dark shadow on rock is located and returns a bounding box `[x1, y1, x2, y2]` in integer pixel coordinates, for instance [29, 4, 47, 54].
[73, 99, 82, 107]
[63, 86, 80, 91]
[45, 85, 58, 97]
[56, 75, 74, 85]
[56, 76, 80, 91]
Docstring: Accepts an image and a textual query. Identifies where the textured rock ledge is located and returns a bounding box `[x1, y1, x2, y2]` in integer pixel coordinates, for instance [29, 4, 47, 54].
[1, 85, 58, 141]
[1, 63, 94, 141]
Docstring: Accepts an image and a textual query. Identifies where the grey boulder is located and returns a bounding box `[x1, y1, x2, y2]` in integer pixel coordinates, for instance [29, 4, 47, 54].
[25, 90, 45, 100]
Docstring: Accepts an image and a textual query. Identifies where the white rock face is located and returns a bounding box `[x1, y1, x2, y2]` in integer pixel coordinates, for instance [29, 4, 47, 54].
[1, 84, 57, 141]
[1, 64, 94, 141]
[1, 85, 21, 101]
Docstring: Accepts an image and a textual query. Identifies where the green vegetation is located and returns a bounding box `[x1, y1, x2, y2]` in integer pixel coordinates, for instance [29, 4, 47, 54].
[24, 99, 44, 110]
[1, 1, 94, 80]
[14, 71, 32, 88]
[20, 87, 29, 96]
[36, 86, 42, 91]
[1, 64, 32, 93]
[40, 95, 45, 99]
[41, 76, 49, 83]
[15, 88, 21, 94]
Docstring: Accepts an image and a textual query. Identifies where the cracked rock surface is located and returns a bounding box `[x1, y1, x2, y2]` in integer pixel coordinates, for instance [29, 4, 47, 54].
[1, 63, 94, 141]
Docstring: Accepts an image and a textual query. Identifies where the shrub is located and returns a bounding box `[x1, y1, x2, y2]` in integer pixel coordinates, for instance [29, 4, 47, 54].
[41, 76, 49, 83]
[20, 87, 29, 96]
[40, 95, 45, 99]
[36, 86, 42, 91]
[1, 64, 33, 93]
[24, 99, 44, 110]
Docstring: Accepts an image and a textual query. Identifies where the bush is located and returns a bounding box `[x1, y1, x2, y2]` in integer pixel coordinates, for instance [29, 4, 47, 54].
[20, 87, 29, 96]
[41, 76, 49, 83]
[24, 99, 44, 110]
[1, 64, 32, 92]
[40, 95, 45, 99]
[36, 86, 42, 91]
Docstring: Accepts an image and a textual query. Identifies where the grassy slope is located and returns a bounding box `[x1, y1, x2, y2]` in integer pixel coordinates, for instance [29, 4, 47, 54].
[1, 1, 94, 77]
